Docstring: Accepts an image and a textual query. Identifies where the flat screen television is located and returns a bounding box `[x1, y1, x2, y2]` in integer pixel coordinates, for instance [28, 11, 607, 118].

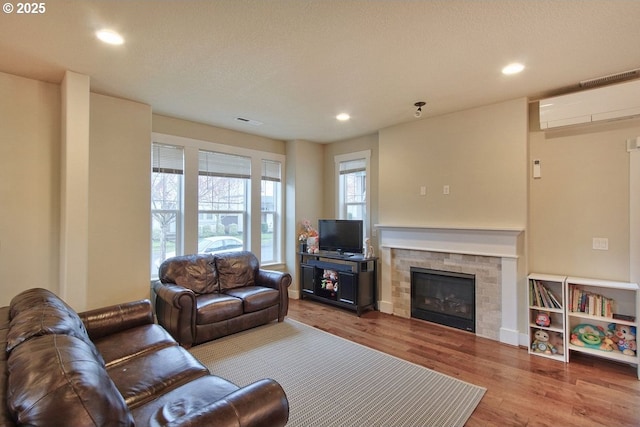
[318, 219, 364, 255]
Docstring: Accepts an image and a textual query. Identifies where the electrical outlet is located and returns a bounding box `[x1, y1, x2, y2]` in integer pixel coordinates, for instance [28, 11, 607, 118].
[420, 186, 427, 196]
[443, 185, 450, 195]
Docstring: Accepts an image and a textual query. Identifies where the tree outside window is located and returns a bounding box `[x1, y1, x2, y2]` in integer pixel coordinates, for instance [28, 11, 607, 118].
[151, 144, 183, 276]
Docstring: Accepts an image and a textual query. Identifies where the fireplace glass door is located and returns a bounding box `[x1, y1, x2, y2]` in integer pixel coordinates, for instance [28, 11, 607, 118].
[410, 267, 475, 333]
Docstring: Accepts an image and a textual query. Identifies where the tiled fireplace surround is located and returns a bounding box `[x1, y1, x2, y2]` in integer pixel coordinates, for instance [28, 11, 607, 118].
[377, 225, 525, 346]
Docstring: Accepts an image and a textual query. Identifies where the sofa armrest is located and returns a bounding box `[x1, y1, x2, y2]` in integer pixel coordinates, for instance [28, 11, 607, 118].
[256, 269, 291, 292]
[152, 281, 197, 347]
[166, 379, 289, 427]
[256, 270, 292, 321]
[79, 299, 154, 340]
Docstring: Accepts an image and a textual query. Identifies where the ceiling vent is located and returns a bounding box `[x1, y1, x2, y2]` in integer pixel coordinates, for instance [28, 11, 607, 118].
[235, 117, 263, 126]
[579, 69, 640, 88]
[539, 78, 640, 130]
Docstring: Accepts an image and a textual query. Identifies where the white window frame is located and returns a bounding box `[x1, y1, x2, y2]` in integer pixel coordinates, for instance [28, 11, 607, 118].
[198, 150, 251, 251]
[151, 132, 285, 273]
[334, 150, 371, 238]
[261, 159, 282, 264]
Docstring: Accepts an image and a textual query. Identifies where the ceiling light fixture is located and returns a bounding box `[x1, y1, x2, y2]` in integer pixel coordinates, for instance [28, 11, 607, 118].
[96, 29, 124, 45]
[414, 101, 426, 118]
[502, 62, 524, 75]
[336, 113, 350, 121]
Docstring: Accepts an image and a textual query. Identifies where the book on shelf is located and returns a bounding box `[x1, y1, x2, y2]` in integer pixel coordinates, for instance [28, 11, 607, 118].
[569, 285, 614, 317]
[529, 280, 562, 309]
[612, 313, 636, 322]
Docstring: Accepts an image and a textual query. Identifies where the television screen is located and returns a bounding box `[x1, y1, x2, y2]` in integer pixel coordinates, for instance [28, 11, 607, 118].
[318, 219, 364, 254]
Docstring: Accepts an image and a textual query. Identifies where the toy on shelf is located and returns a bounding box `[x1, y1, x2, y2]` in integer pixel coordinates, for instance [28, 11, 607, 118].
[531, 329, 557, 355]
[608, 323, 637, 356]
[570, 324, 614, 352]
[535, 311, 551, 327]
[548, 331, 564, 355]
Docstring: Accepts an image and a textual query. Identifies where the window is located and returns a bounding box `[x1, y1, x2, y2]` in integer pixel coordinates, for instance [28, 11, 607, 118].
[198, 150, 250, 250]
[150, 133, 285, 277]
[336, 150, 371, 237]
[261, 160, 282, 263]
[151, 144, 184, 276]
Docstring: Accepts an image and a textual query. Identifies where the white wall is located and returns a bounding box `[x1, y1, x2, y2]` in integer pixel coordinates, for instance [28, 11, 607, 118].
[87, 93, 152, 308]
[285, 139, 324, 296]
[378, 98, 528, 229]
[0, 71, 153, 310]
[529, 117, 639, 281]
[0, 72, 60, 306]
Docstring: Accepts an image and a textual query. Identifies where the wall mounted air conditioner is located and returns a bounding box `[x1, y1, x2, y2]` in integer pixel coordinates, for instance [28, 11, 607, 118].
[539, 79, 640, 130]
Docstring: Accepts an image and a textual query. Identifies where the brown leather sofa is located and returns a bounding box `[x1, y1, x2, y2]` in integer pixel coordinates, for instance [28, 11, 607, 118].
[0, 288, 289, 427]
[153, 251, 292, 348]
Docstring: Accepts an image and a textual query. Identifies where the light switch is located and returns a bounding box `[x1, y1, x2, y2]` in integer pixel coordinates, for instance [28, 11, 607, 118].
[420, 186, 426, 196]
[592, 237, 609, 250]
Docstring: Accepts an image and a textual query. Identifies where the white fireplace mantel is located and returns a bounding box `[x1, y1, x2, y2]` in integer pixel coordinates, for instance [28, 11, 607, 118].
[376, 224, 523, 258]
[375, 224, 526, 346]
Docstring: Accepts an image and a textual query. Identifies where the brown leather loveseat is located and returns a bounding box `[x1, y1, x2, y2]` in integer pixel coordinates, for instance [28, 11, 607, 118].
[0, 288, 289, 427]
[153, 251, 292, 348]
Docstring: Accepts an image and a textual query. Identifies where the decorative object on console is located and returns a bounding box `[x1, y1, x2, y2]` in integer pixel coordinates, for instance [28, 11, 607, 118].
[307, 236, 319, 253]
[298, 219, 319, 253]
[364, 237, 374, 258]
[298, 219, 318, 242]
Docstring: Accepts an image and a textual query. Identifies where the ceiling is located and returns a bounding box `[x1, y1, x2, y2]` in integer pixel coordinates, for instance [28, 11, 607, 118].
[1, 0, 640, 143]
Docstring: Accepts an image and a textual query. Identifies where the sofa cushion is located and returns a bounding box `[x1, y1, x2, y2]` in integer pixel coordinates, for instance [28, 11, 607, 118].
[7, 334, 134, 427]
[92, 323, 177, 368]
[6, 288, 104, 365]
[196, 293, 244, 324]
[224, 286, 280, 314]
[107, 344, 209, 409]
[159, 254, 218, 294]
[215, 251, 259, 291]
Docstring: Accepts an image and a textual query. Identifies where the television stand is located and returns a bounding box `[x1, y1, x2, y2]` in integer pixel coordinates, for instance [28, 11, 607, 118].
[298, 252, 377, 316]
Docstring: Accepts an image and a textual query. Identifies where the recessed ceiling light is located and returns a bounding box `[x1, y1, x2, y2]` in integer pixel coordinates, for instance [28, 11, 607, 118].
[502, 63, 525, 75]
[336, 113, 350, 121]
[96, 29, 124, 45]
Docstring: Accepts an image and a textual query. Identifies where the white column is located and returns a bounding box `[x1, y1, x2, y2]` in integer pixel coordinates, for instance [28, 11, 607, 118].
[59, 71, 90, 310]
[378, 246, 393, 313]
[499, 257, 520, 346]
[630, 149, 640, 284]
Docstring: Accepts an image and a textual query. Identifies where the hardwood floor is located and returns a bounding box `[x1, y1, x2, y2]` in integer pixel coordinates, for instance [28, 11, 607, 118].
[287, 298, 640, 427]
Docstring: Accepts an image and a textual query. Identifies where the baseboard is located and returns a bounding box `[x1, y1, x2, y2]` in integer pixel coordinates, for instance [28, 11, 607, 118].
[499, 327, 520, 346]
[378, 300, 393, 314]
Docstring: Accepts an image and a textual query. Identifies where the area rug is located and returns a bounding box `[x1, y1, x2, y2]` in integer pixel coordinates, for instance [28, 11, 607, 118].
[189, 319, 485, 427]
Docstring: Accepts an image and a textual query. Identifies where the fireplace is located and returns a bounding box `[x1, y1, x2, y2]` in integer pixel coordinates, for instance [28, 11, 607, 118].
[410, 267, 475, 333]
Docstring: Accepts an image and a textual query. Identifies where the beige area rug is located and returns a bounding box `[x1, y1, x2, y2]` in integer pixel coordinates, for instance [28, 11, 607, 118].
[189, 319, 485, 427]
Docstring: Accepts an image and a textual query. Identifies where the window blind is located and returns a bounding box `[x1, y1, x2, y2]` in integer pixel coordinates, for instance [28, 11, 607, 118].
[152, 143, 183, 174]
[262, 159, 281, 182]
[339, 158, 366, 175]
[199, 150, 251, 178]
